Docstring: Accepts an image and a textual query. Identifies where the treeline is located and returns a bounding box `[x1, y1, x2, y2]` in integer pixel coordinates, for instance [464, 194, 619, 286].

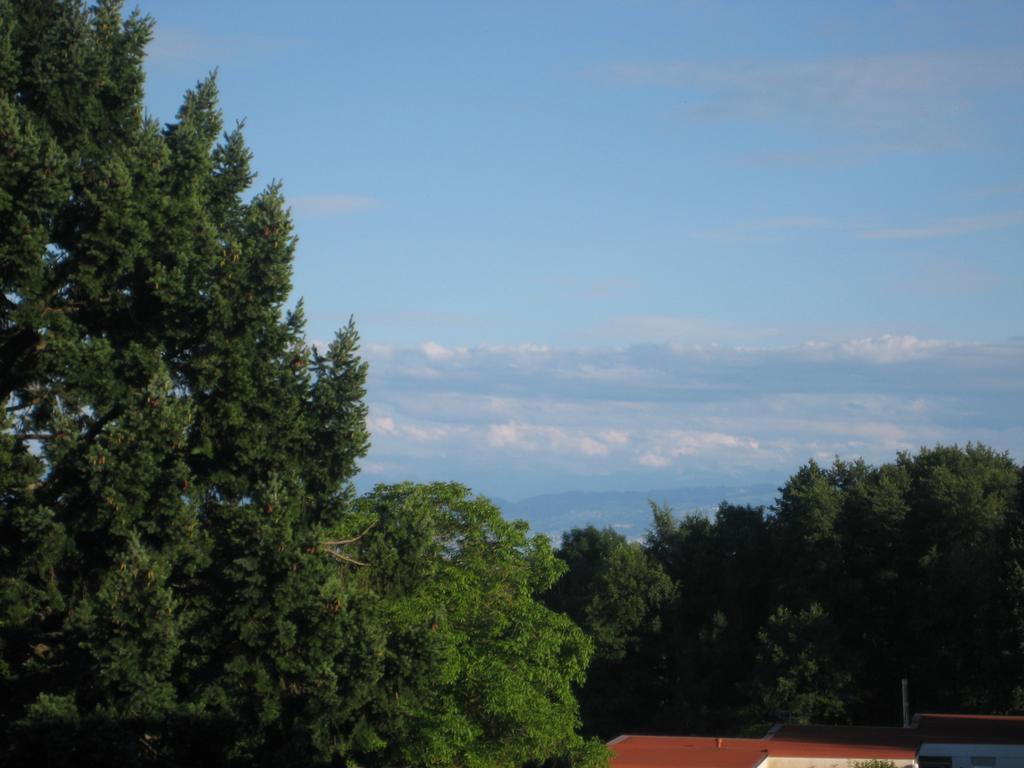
[547, 444, 1024, 739]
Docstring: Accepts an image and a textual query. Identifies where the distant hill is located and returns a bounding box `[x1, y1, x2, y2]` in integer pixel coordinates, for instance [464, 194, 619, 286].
[493, 483, 779, 541]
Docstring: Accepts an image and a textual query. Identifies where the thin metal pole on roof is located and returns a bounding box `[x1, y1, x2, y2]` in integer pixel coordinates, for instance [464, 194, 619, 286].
[902, 678, 910, 728]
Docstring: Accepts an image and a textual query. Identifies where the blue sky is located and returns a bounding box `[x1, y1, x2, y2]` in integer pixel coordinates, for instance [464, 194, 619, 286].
[135, 1, 1023, 499]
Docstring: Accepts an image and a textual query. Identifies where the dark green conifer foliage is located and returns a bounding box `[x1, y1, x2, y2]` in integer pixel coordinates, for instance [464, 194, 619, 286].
[545, 525, 675, 739]
[640, 501, 773, 734]
[0, 5, 606, 766]
[753, 602, 852, 724]
[0, 1, 371, 763]
[896, 444, 1019, 712]
[559, 445, 1022, 736]
[1005, 466, 1024, 710]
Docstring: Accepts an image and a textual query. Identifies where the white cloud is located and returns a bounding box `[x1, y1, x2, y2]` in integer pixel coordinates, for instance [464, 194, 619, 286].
[363, 342, 394, 358]
[146, 26, 236, 67]
[837, 335, 949, 363]
[906, 259, 999, 297]
[485, 421, 614, 457]
[420, 341, 458, 361]
[637, 452, 673, 469]
[599, 315, 783, 345]
[578, 436, 610, 457]
[607, 52, 1024, 148]
[858, 210, 1024, 240]
[146, 25, 305, 68]
[359, 337, 1024, 496]
[599, 430, 631, 446]
[485, 421, 525, 449]
[635, 430, 761, 469]
[696, 216, 842, 242]
[402, 424, 455, 443]
[369, 412, 462, 444]
[695, 209, 1023, 246]
[369, 415, 397, 435]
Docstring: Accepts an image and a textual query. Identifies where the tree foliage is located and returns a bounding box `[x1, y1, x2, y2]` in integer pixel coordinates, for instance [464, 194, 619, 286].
[545, 525, 675, 738]
[556, 444, 1023, 737]
[346, 483, 605, 768]
[753, 603, 852, 724]
[0, 3, 602, 766]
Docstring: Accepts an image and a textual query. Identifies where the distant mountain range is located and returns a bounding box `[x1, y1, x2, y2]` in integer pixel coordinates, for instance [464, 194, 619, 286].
[493, 483, 779, 541]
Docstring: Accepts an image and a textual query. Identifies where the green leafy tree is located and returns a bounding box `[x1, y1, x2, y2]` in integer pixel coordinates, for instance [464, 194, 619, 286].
[343, 483, 607, 768]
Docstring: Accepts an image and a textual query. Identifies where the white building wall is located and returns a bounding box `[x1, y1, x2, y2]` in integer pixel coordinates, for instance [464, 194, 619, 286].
[766, 757, 915, 768]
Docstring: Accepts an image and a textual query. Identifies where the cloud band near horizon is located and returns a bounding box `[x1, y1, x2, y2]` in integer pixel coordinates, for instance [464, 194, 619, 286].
[352, 335, 1024, 500]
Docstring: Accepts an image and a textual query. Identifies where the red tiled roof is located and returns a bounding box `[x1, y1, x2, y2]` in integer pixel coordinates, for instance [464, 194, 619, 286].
[609, 736, 769, 768]
[610, 715, 1024, 768]
[769, 724, 919, 759]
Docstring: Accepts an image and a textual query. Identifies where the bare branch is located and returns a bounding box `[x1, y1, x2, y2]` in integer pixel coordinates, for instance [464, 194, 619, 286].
[319, 520, 376, 567]
[321, 519, 377, 547]
[138, 735, 159, 758]
[320, 548, 368, 567]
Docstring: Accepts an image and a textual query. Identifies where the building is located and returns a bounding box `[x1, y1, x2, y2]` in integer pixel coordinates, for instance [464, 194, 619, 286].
[610, 714, 1024, 768]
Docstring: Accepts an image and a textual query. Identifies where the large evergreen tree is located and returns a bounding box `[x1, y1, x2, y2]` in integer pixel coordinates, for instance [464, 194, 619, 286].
[641, 501, 773, 734]
[0, 0, 366, 762]
[0, 3, 605, 765]
[545, 524, 675, 739]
